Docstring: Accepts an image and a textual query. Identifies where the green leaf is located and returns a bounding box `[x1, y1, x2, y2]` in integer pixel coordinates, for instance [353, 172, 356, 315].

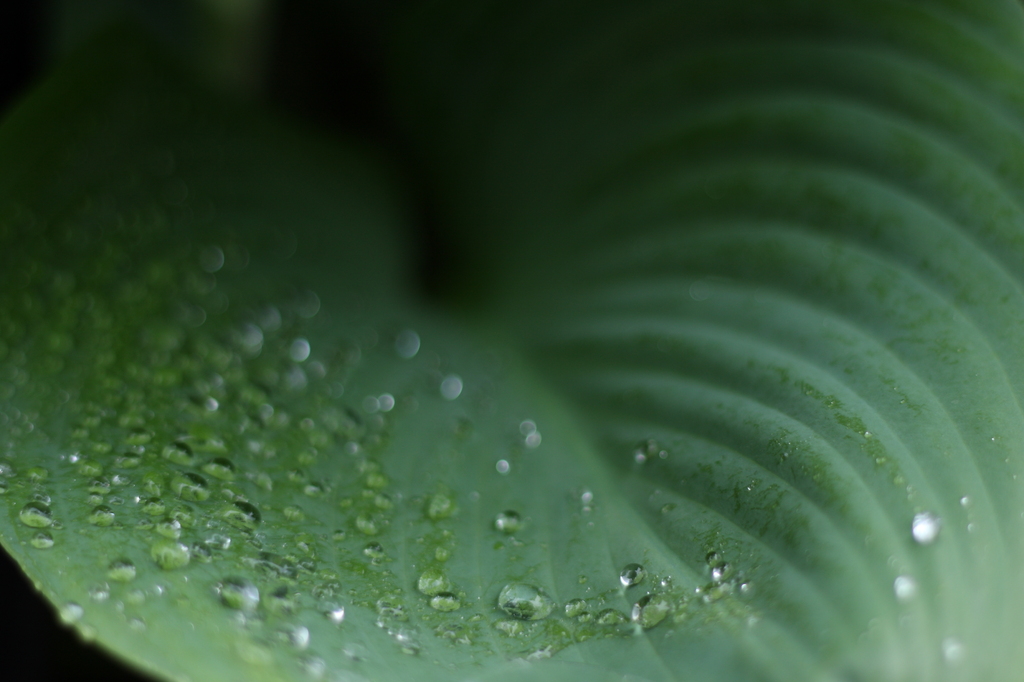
[7, 1, 1024, 681]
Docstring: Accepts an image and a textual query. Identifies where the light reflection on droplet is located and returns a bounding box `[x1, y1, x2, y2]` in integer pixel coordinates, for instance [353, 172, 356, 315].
[395, 330, 420, 359]
[440, 375, 463, 400]
[496, 459, 510, 475]
[289, 338, 311, 363]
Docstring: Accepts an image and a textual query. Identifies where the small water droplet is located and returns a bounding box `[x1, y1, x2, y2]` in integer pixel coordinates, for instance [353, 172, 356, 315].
[151, 539, 190, 570]
[59, 602, 84, 624]
[219, 577, 260, 612]
[325, 605, 346, 624]
[88, 584, 110, 602]
[429, 592, 461, 612]
[631, 594, 671, 629]
[942, 637, 965, 664]
[220, 500, 261, 530]
[201, 457, 236, 481]
[894, 575, 917, 602]
[156, 517, 182, 539]
[564, 598, 587, 618]
[290, 338, 311, 363]
[363, 542, 386, 562]
[440, 375, 463, 400]
[426, 492, 456, 520]
[912, 511, 941, 544]
[172, 472, 210, 501]
[498, 583, 553, 620]
[619, 563, 646, 587]
[495, 459, 510, 475]
[417, 567, 452, 596]
[108, 559, 137, 582]
[26, 466, 49, 482]
[596, 608, 628, 625]
[19, 501, 52, 528]
[494, 510, 522, 534]
[88, 505, 115, 527]
[30, 531, 54, 549]
[162, 441, 195, 466]
[395, 330, 420, 359]
[278, 624, 310, 650]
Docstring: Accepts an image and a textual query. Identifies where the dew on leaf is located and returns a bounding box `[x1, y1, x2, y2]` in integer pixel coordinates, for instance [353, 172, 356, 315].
[201, 457, 236, 481]
[894, 575, 918, 602]
[172, 472, 210, 501]
[417, 567, 452, 596]
[59, 602, 84, 624]
[77, 459, 103, 476]
[325, 605, 346, 625]
[363, 542, 386, 562]
[108, 559, 137, 582]
[151, 539, 191, 570]
[25, 466, 49, 482]
[220, 500, 261, 530]
[89, 584, 110, 602]
[162, 442, 195, 466]
[912, 511, 941, 544]
[429, 592, 461, 612]
[426, 492, 456, 520]
[631, 593, 671, 629]
[440, 375, 463, 400]
[564, 598, 587, 617]
[87, 505, 115, 526]
[619, 563, 646, 587]
[395, 330, 420, 359]
[219, 577, 260, 612]
[494, 510, 521, 534]
[19, 501, 52, 528]
[498, 582, 553, 620]
[267, 586, 298, 615]
[156, 516, 183, 538]
[596, 608, 628, 625]
[30, 531, 54, 549]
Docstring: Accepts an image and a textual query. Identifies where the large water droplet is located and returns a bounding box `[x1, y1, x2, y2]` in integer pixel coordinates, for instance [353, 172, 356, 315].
[440, 375, 463, 400]
[417, 567, 452, 596]
[631, 594, 671, 629]
[30, 531, 54, 549]
[564, 598, 587, 618]
[619, 563, 646, 587]
[219, 500, 261, 530]
[108, 559, 137, 582]
[426, 492, 456, 520]
[894, 575, 917, 602]
[429, 592, 461, 612]
[219, 577, 260, 612]
[19, 501, 52, 528]
[162, 441, 195, 466]
[498, 583, 554, 620]
[912, 511, 941, 544]
[88, 505, 115, 527]
[395, 330, 420, 359]
[201, 457, 236, 481]
[172, 472, 210, 501]
[151, 539, 191, 570]
[494, 510, 522, 534]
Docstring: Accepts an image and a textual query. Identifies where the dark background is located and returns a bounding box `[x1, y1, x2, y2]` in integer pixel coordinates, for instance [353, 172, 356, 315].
[0, 2, 431, 680]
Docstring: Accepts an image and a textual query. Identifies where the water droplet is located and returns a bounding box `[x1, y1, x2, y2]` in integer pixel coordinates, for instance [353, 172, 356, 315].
[395, 330, 420, 359]
[278, 624, 310, 650]
[77, 459, 103, 477]
[19, 501, 52, 528]
[59, 602, 84, 624]
[141, 497, 166, 516]
[172, 472, 210, 501]
[426, 492, 456, 520]
[201, 457, 236, 481]
[417, 567, 452, 596]
[494, 510, 522, 534]
[290, 338, 311, 363]
[88, 505, 115, 526]
[199, 245, 225, 273]
[363, 542, 386, 562]
[631, 594, 671, 629]
[325, 605, 345, 624]
[108, 559, 137, 582]
[115, 453, 142, 469]
[960, 496, 972, 508]
[912, 511, 941, 544]
[267, 586, 297, 615]
[495, 459, 510, 475]
[596, 608, 628, 625]
[564, 598, 587, 617]
[219, 500, 261, 530]
[88, 478, 111, 495]
[440, 375, 463, 400]
[284, 506, 305, 521]
[355, 513, 381, 535]
[89, 584, 110, 602]
[162, 441, 195, 466]
[30, 531, 54, 549]
[894, 575, 917, 602]
[26, 466, 49, 482]
[219, 577, 260, 612]
[151, 539, 191, 570]
[942, 637, 965, 664]
[498, 583, 554, 620]
[619, 563, 646, 587]
[156, 517, 182, 539]
[429, 592, 461, 612]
